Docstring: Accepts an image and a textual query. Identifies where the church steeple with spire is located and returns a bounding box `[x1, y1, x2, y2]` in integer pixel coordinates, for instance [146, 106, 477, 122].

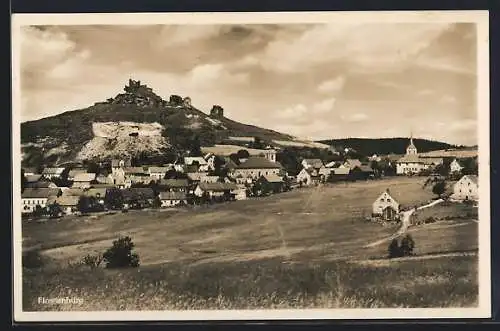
[406, 132, 418, 155]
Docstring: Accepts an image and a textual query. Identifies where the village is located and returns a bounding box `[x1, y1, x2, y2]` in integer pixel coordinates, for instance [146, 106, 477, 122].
[21, 135, 479, 226]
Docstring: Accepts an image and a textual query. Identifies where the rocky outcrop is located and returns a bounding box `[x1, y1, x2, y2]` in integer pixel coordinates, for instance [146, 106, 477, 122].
[76, 121, 169, 160]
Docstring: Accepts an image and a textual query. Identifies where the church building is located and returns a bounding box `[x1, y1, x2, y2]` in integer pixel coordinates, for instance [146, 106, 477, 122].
[396, 136, 441, 175]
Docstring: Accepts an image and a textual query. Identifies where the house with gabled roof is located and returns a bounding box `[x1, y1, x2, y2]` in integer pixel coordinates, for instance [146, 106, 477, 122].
[372, 189, 400, 221]
[158, 179, 189, 192]
[233, 156, 283, 179]
[159, 191, 188, 208]
[148, 166, 171, 180]
[194, 182, 239, 199]
[71, 173, 97, 189]
[452, 175, 479, 201]
[296, 168, 320, 186]
[21, 188, 61, 214]
[55, 195, 80, 215]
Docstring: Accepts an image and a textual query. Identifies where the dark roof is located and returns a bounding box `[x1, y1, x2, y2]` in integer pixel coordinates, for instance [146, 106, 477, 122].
[356, 165, 374, 173]
[159, 179, 189, 187]
[25, 174, 42, 183]
[123, 167, 148, 174]
[464, 175, 478, 186]
[22, 188, 60, 199]
[25, 181, 56, 189]
[236, 156, 282, 169]
[159, 192, 187, 200]
[397, 154, 424, 163]
[198, 182, 238, 191]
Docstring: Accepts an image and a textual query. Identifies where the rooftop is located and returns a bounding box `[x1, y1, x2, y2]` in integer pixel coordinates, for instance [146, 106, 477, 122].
[236, 156, 282, 169]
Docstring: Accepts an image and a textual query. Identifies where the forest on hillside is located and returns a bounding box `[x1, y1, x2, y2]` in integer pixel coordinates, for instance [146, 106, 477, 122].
[318, 138, 459, 156]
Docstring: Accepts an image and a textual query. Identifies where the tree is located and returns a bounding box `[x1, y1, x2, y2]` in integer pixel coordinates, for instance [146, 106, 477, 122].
[47, 202, 63, 218]
[229, 153, 240, 165]
[432, 181, 446, 198]
[388, 239, 401, 258]
[400, 234, 415, 256]
[105, 188, 124, 210]
[189, 135, 202, 157]
[77, 196, 101, 213]
[236, 149, 250, 159]
[102, 236, 140, 268]
[152, 196, 161, 208]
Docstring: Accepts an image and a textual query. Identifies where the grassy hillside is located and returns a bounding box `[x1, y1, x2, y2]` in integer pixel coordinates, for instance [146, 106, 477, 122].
[319, 138, 458, 156]
[22, 177, 478, 310]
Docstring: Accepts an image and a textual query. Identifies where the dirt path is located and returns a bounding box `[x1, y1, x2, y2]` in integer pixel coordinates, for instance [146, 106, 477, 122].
[363, 198, 444, 248]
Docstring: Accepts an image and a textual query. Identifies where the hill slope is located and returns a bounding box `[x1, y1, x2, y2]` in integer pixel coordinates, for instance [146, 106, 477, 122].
[20, 80, 294, 167]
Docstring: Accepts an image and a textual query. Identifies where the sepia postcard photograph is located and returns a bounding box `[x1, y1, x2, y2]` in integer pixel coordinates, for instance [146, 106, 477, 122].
[12, 11, 491, 322]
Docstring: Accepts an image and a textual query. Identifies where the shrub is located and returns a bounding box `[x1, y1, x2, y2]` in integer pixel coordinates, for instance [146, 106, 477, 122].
[400, 234, 416, 257]
[82, 253, 104, 269]
[102, 236, 140, 268]
[387, 239, 401, 258]
[387, 234, 416, 258]
[432, 181, 446, 198]
[22, 250, 45, 269]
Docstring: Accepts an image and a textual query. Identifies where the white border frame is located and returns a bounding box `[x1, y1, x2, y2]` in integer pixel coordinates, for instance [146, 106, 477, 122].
[11, 10, 491, 322]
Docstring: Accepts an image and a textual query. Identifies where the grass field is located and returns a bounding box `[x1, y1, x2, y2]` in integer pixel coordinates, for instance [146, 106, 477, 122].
[21, 176, 479, 310]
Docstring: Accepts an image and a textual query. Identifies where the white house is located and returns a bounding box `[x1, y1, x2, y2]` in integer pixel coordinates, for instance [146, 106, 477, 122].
[194, 182, 239, 198]
[184, 157, 208, 167]
[159, 191, 188, 207]
[262, 149, 277, 163]
[372, 189, 400, 221]
[233, 184, 248, 200]
[450, 159, 465, 174]
[21, 188, 61, 214]
[296, 168, 320, 186]
[41, 167, 65, 179]
[148, 167, 171, 180]
[452, 175, 479, 201]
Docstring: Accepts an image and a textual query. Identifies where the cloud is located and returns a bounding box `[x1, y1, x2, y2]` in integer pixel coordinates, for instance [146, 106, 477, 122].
[448, 119, 477, 133]
[440, 94, 458, 104]
[312, 98, 336, 114]
[156, 25, 224, 48]
[418, 89, 434, 96]
[340, 113, 369, 123]
[318, 76, 345, 93]
[258, 23, 450, 73]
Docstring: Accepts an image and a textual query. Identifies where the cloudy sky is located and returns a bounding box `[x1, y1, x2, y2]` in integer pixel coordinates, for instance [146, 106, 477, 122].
[19, 23, 477, 145]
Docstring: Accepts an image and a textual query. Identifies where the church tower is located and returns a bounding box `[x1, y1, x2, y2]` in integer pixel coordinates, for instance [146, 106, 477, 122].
[406, 133, 418, 155]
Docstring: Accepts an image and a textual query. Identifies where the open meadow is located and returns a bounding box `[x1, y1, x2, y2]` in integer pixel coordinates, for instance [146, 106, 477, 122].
[22, 177, 479, 310]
